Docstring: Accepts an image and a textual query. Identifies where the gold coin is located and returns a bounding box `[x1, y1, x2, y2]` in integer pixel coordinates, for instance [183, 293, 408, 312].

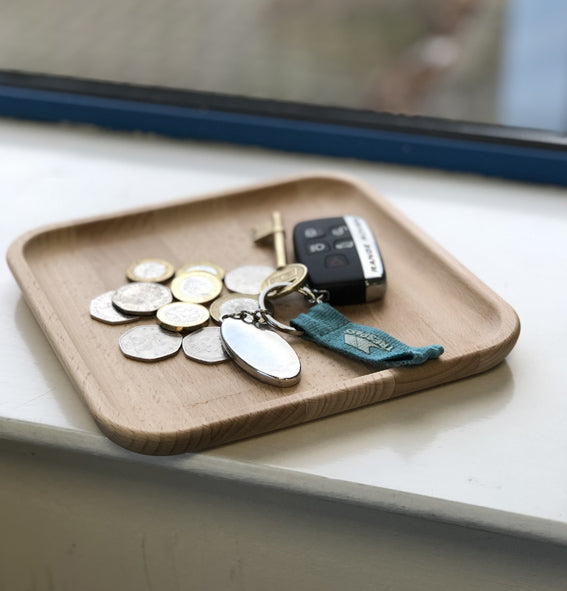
[260, 263, 309, 298]
[170, 271, 223, 304]
[156, 302, 210, 332]
[126, 258, 175, 283]
[176, 261, 225, 280]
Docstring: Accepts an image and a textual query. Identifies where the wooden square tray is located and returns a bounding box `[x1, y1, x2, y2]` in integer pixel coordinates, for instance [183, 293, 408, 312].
[7, 173, 520, 454]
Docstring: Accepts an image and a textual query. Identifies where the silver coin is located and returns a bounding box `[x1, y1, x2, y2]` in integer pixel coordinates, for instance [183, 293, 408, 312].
[182, 327, 230, 364]
[119, 325, 182, 362]
[221, 317, 301, 387]
[209, 294, 259, 324]
[224, 265, 275, 295]
[89, 290, 139, 325]
[112, 282, 172, 315]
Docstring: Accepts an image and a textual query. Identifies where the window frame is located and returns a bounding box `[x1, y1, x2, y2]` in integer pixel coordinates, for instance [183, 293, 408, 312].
[1, 70, 566, 186]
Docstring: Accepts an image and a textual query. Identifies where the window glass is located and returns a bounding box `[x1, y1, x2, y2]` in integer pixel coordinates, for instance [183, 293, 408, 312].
[1, 0, 564, 133]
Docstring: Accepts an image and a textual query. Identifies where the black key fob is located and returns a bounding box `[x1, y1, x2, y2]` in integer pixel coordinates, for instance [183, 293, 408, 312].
[293, 215, 386, 305]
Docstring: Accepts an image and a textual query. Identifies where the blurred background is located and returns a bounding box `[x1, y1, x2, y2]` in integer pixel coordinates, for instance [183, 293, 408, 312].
[1, 0, 565, 133]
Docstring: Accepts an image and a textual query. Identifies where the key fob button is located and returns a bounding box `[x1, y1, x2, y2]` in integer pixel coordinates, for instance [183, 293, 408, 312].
[325, 254, 349, 268]
[306, 241, 329, 254]
[303, 226, 325, 239]
[330, 225, 349, 237]
[334, 239, 354, 250]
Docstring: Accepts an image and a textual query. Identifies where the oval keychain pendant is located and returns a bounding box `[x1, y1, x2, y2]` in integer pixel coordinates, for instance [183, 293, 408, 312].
[220, 317, 301, 387]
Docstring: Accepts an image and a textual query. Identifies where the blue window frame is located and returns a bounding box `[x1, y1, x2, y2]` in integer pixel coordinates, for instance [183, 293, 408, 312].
[1, 71, 566, 186]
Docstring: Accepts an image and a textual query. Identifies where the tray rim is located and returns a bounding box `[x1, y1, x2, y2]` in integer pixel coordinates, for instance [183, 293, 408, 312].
[6, 171, 521, 454]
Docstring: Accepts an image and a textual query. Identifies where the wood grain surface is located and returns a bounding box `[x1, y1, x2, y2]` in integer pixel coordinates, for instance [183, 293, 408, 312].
[7, 173, 520, 454]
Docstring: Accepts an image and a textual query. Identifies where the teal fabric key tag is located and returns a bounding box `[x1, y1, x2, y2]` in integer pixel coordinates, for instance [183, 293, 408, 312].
[290, 303, 444, 369]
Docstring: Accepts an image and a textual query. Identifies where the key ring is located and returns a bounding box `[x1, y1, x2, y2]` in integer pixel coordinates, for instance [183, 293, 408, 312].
[297, 285, 329, 305]
[258, 282, 304, 335]
[258, 281, 329, 335]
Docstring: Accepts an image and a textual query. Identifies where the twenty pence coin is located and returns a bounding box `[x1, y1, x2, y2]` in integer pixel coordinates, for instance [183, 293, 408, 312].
[126, 258, 175, 283]
[182, 327, 230, 364]
[89, 290, 140, 325]
[156, 302, 210, 332]
[224, 265, 275, 295]
[119, 325, 182, 362]
[171, 271, 223, 304]
[112, 282, 173, 315]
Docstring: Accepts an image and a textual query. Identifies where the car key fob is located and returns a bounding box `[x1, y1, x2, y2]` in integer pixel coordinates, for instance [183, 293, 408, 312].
[293, 215, 386, 305]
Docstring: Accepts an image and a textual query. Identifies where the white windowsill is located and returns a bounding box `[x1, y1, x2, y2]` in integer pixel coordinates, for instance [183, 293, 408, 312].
[1, 118, 566, 556]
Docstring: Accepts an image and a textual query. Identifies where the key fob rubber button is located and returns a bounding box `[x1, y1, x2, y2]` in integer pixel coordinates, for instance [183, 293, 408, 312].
[325, 254, 349, 268]
[306, 241, 330, 254]
[330, 225, 349, 237]
[303, 226, 325, 239]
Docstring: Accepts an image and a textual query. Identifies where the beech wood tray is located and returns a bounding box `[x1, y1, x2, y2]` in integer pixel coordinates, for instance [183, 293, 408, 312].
[7, 173, 520, 454]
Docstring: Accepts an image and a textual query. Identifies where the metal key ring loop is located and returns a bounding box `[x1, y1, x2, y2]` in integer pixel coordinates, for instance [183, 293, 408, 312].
[258, 282, 305, 336]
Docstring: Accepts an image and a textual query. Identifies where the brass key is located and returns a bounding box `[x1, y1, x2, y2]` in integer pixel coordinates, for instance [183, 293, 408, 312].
[253, 211, 308, 297]
[252, 211, 287, 269]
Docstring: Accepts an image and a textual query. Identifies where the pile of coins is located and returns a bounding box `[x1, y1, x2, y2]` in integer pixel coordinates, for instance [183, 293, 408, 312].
[89, 257, 276, 364]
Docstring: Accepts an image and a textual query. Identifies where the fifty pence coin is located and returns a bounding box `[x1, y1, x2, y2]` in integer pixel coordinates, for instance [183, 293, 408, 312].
[209, 293, 259, 324]
[119, 325, 182, 362]
[112, 282, 173, 315]
[182, 327, 230, 364]
[221, 317, 301, 387]
[126, 258, 175, 283]
[89, 290, 140, 325]
[156, 302, 209, 332]
[171, 271, 223, 304]
[176, 261, 225, 280]
[224, 265, 275, 295]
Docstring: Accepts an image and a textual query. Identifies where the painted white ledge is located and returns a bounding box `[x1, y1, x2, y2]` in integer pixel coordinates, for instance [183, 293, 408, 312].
[1, 118, 566, 548]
